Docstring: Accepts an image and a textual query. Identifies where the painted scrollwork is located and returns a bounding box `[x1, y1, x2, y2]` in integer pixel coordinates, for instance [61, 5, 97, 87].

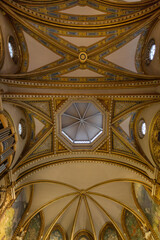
[150, 111, 160, 166]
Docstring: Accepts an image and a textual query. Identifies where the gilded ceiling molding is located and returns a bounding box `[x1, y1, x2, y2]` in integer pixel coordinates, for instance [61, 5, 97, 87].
[0, 26, 4, 70]
[149, 111, 160, 167]
[74, 230, 94, 240]
[112, 99, 160, 123]
[110, 137, 153, 171]
[14, 158, 153, 187]
[111, 126, 154, 170]
[13, 127, 53, 171]
[3, 99, 53, 123]
[2, 59, 160, 81]
[16, 181, 80, 194]
[132, 183, 159, 240]
[121, 208, 145, 240]
[22, 192, 79, 231]
[13, 0, 159, 8]
[48, 224, 66, 240]
[13, 20, 29, 73]
[22, 210, 44, 240]
[12, 185, 34, 240]
[43, 194, 79, 240]
[70, 196, 82, 240]
[141, 17, 160, 74]
[2, 0, 160, 29]
[87, 194, 125, 240]
[84, 196, 97, 240]
[91, 0, 158, 7]
[87, 191, 145, 224]
[135, 26, 150, 74]
[15, 179, 151, 197]
[39, 211, 45, 240]
[1, 77, 160, 89]
[0, 2, 78, 58]
[99, 222, 122, 240]
[0, 59, 79, 79]
[87, 58, 160, 80]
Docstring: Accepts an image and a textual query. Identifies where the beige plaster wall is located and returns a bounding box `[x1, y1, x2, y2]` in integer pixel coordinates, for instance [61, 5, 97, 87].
[0, 11, 21, 74]
[135, 102, 160, 167]
[142, 20, 160, 75]
[3, 102, 28, 167]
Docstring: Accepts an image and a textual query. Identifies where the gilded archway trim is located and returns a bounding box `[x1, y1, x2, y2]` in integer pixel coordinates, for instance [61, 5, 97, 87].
[74, 230, 94, 240]
[12, 185, 34, 240]
[2, 0, 160, 29]
[47, 224, 67, 240]
[99, 222, 121, 240]
[132, 183, 159, 240]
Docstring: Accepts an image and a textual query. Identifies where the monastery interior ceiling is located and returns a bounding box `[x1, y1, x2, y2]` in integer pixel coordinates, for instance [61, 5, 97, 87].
[0, 0, 160, 240]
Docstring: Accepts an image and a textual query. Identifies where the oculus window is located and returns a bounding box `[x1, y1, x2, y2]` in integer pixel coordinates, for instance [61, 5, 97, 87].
[8, 36, 18, 64]
[138, 119, 146, 139]
[145, 39, 156, 65]
[18, 119, 26, 139]
[61, 102, 103, 144]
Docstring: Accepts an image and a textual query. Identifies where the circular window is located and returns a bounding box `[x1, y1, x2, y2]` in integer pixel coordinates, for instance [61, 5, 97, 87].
[138, 119, 146, 138]
[145, 39, 156, 65]
[18, 119, 26, 139]
[8, 36, 18, 64]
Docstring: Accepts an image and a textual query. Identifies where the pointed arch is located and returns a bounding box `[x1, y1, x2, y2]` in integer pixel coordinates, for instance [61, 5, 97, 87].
[99, 222, 122, 240]
[48, 224, 66, 240]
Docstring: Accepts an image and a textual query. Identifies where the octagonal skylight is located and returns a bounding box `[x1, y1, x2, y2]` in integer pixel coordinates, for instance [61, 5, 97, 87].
[61, 102, 103, 144]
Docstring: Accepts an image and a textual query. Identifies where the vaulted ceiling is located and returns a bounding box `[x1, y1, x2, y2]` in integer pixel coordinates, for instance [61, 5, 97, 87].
[0, 0, 160, 240]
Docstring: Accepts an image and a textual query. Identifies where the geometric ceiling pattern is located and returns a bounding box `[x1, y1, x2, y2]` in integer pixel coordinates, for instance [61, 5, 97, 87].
[0, 0, 160, 240]
[1, 0, 160, 89]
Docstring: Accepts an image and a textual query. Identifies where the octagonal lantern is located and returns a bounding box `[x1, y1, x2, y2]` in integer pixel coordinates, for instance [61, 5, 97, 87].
[57, 100, 107, 150]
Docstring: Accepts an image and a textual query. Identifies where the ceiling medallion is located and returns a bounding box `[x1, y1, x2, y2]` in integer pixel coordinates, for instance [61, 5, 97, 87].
[57, 100, 107, 150]
[79, 52, 87, 63]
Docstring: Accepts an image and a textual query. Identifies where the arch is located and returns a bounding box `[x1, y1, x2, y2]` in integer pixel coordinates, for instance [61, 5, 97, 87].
[74, 230, 94, 240]
[99, 222, 122, 240]
[48, 224, 66, 240]
[122, 209, 144, 240]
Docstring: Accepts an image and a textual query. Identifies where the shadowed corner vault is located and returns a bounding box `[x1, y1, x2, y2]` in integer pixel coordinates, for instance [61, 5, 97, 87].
[0, 0, 160, 240]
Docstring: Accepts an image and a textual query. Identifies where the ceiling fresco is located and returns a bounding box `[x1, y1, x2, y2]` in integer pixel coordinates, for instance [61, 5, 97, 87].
[0, 0, 160, 88]
[0, 0, 160, 240]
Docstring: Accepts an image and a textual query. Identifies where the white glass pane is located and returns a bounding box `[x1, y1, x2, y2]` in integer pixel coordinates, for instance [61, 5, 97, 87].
[141, 122, 146, 135]
[149, 44, 156, 61]
[8, 42, 14, 58]
[18, 123, 22, 135]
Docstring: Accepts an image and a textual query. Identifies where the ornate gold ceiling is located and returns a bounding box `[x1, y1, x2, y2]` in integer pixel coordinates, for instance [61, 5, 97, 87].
[0, 1, 160, 240]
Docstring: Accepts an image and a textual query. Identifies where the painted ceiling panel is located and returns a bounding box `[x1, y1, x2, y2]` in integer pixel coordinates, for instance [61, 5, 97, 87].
[105, 35, 141, 73]
[59, 6, 106, 15]
[23, 31, 61, 72]
[74, 198, 94, 236]
[61, 69, 104, 77]
[119, 115, 132, 137]
[1, 0, 160, 239]
[33, 117, 45, 137]
[90, 182, 139, 215]
[56, 198, 81, 239]
[60, 35, 105, 47]
[87, 195, 124, 233]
